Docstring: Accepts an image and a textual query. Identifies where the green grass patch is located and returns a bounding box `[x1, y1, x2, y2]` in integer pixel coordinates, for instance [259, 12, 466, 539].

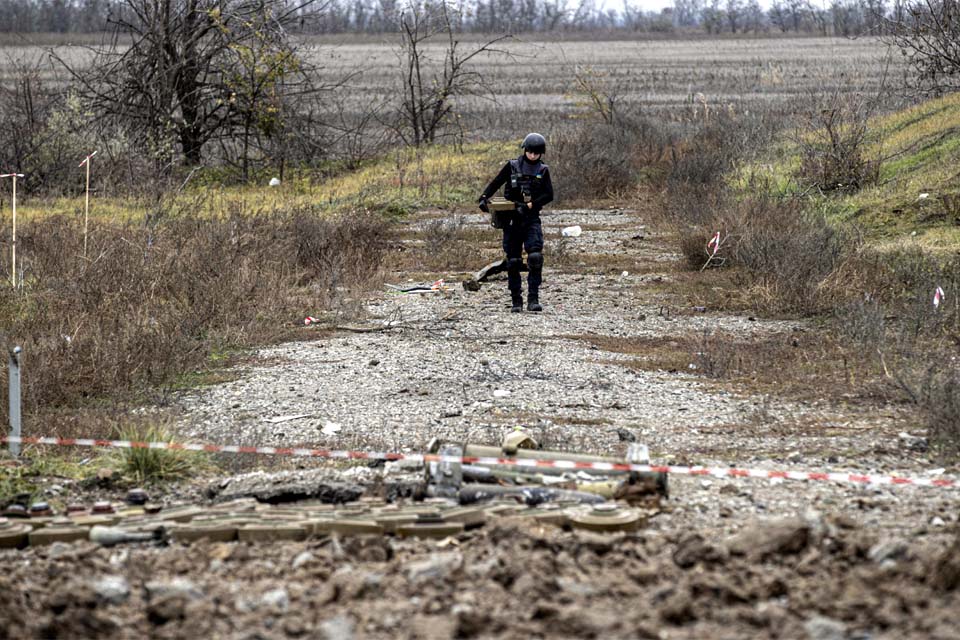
[108, 423, 205, 484]
[740, 93, 960, 250]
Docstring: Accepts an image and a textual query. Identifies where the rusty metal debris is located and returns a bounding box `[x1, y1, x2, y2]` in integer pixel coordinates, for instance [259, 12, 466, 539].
[462, 257, 529, 291]
[0, 434, 665, 550]
[427, 432, 667, 501]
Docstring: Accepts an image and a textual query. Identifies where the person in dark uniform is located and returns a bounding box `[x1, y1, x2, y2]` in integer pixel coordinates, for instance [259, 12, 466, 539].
[478, 132, 554, 312]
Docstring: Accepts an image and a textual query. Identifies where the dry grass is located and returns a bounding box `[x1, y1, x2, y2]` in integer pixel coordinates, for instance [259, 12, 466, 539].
[572, 330, 906, 404]
[0, 207, 387, 434]
[386, 217, 501, 273]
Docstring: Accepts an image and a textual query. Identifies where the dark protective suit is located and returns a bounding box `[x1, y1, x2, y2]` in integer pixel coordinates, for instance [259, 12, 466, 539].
[481, 156, 554, 302]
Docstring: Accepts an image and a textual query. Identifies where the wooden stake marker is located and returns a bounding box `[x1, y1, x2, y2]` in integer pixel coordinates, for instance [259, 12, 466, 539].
[0, 173, 24, 287]
[79, 151, 98, 259]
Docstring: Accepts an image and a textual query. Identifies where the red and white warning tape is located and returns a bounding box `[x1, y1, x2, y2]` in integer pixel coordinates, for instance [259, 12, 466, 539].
[2, 435, 955, 490]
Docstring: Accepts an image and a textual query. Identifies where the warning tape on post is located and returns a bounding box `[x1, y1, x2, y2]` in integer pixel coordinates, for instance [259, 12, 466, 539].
[2, 435, 956, 490]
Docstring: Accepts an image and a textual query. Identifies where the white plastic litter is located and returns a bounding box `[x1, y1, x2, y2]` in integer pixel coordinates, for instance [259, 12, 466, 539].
[322, 422, 342, 435]
[493, 389, 511, 398]
[263, 414, 313, 424]
[621, 271, 629, 278]
[918, 192, 929, 200]
[269, 177, 281, 187]
[561, 225, 582, 237]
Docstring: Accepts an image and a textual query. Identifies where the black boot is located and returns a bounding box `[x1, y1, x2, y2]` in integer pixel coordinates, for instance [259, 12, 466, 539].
[511, 295, 523, 313]
[527, 297, 542, 312]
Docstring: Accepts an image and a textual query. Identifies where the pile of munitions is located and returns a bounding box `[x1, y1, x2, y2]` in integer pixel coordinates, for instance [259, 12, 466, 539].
[0, 432, 667, 549]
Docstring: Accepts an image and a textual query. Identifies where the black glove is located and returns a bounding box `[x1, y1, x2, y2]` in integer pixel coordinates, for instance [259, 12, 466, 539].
[478, 195, 489, 213]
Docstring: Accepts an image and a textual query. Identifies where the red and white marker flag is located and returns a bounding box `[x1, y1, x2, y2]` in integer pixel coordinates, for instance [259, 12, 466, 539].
[933, 286, 945, 309]
[707, 231, 721, 256]
[0, 173, 24, 178]
[304, 316, 320, 326]
[78, 150, 98, 168]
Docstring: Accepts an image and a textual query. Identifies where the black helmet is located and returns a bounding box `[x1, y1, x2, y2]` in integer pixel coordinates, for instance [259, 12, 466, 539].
[521, 132, 546, 155]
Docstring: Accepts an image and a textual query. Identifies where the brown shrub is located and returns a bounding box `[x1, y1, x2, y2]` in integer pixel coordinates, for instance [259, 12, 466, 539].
[793, 90, 880, 193]
[0, 207, 386, 420]
[922, 367, 960, 461]
[551, 115, 671, 200]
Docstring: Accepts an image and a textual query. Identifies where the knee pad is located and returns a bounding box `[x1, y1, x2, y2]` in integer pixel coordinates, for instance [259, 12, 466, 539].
[507, 257, 524, 272]
[527, 252, 544, 271]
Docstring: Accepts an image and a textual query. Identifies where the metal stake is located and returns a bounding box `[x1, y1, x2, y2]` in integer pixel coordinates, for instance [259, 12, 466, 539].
[9, 346, 21, 457]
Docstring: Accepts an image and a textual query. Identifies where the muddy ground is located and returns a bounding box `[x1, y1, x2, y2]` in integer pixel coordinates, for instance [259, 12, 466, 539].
[1, 206, 958, 639]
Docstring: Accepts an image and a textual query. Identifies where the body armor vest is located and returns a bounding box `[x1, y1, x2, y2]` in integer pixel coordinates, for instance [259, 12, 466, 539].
[505, 158, 547, 204]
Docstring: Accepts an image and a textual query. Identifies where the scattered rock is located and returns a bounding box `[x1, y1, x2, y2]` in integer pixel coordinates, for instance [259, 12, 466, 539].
[292, 551, 316, 569]
[804, 615, 847, 640]
[726, 517, 810, 560]
[92, 575, 130, 605]
[898, 432, 928, 452]
[931, 532, 960, 591]
[673, 533, 726, 569]
[147, 595, 187, 625]
[261, 587, 290, 611]
[614, 427, 637, 442]
[658, 589, 695, 625]
[406, 552, 463, 583]
[868, 539, 908, 565]
[145, 578, 204, 601]
[320, 614, 355, 640]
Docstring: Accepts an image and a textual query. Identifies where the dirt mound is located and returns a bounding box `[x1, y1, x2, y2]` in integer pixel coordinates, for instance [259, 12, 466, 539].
[1, 515, 957, 639]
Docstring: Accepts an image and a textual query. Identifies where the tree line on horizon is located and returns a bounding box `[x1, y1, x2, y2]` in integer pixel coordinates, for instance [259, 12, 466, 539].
[0, 0, 923, 37]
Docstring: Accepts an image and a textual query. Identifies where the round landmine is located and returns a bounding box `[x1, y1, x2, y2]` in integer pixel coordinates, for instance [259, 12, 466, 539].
[68, 515, 118, 528]
[210, 498, 258, 513]
[332, 506, 372, 518]
[307, 517, 342, 536]
[373, 513, 420, 533]
[170, 522, 238, 543]
[2, 504, 28, 519]
[0, 518, 32, 549]
[23, 516, 56, 530]
[237, 522, 308, 543]
[91, 502, 116, 515]
[484, 503, 526, 517]
[143, 504, 162, 515]
[567, 503, 645, 533]
[261, 512, 310, 522]
[156, 505, 206, 522]
[353, 498, 388, 508]
[126, 488, 149, 505]
[299, 503, 336, 514]
[441, 507, 487, 529]
[527, 505, 570, 527]
[396, 522, 465, 539]
[301, 517, 337, 536]
[29, 502, 53, 518]
[29, 525, 88, 546]
[327, 519, 384, 536]
[66, 504, 87, 515]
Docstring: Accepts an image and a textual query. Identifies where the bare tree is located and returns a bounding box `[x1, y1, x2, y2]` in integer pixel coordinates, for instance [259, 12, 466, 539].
[395, 1, 512, 146]
[884, 0, 960, 95]
[725, 0, 743, 32]
[57, 0, 319, 171]
[672, 0, 703, 26]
